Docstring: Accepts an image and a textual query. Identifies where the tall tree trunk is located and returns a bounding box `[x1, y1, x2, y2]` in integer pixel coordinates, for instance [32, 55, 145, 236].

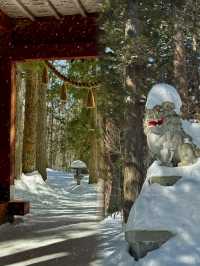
[88, 130, 98, 184]
[173, 3, 188, 117]
[15, 67, 25, 179]
[107, 153, 122, 214]
[191, 33, 200, 119]
[22, 66, 39, 173]
[97, 114, 108, 218]
[103, 118, 122, 215]
[36, 67, 48, 180]
[49, 101, 54, 168]
[189, 1, 200, 119]
[123, 0, 146, 223]
[89, 105, 98, 184]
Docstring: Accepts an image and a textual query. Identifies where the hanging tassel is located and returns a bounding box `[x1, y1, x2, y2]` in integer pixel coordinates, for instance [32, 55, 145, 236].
[42, 66, 48, 84]
[60, 83, 67, 110]
[60, 83, 67, 102]
[86, 89, 95, 108]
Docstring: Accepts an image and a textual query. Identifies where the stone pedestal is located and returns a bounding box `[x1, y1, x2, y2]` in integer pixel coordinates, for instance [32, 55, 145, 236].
[149, 176, 182, 186]
[125, 230, 174, 260]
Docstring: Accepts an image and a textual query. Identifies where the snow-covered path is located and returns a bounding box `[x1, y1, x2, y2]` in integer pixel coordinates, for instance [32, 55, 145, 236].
[0, 170, 102, 266]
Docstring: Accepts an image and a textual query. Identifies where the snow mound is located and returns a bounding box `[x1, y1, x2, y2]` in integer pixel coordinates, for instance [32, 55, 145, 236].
[146, 83, 182, 114]
[126, 159, 200, 265]
[15, 171, 52, 195]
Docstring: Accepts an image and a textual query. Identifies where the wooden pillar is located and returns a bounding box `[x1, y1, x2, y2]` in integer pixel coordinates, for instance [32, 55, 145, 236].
[0, 57, 16, 202]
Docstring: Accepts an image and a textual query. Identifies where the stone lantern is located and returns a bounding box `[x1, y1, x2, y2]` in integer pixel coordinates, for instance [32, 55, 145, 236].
[70, 160, 87, 185]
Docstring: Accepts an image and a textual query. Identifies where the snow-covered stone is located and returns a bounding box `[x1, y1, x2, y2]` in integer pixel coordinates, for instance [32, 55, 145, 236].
[71, 160, 87, 169]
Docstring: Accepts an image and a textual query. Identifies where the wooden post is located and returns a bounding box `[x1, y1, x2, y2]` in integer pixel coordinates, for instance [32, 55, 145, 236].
[0, 58, 16, 202]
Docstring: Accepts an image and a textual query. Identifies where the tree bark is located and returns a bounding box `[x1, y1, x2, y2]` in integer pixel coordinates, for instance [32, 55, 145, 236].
[22, 66, 39, 173]
[123, 0, 146, 223]
[107, 153, 122, 214]
[173, 3, 188, 117]
[88, 130, 98, 184]
[89, 105, 98, 184]
[97, 115, 108, 217]
[103, 118, 122, 215]
[188, 1, 200, 119]
[36, 67, 48, 180]
[48, 100, 54, 168]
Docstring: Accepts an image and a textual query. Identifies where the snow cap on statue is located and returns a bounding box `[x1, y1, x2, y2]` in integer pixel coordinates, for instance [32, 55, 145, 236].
[146, 83, 182, 114]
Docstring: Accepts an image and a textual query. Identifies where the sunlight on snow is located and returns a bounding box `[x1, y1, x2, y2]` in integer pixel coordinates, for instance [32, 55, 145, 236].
[6, 252, 69, 266]
[0, 170, 101, 261]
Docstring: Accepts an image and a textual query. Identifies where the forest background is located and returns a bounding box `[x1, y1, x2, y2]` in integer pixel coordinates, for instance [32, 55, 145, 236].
[15, 0, 200, 222]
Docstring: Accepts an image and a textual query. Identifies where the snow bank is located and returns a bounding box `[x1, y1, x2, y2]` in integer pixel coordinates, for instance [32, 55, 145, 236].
[14, 171, 56, 215]
[127, 159, 200, 231]
[99, 159, 200, 266]
[15, 171, 52, 195]
[146, 83, 182, 114]
[14, 170, 99, 221]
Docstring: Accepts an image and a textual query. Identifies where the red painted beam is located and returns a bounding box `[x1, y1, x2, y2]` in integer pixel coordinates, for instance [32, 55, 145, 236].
[0, 10, 12, 32]
[9, 41, 98, 61]
[12, 14, 98, 46]
[7, 13, 99, 60]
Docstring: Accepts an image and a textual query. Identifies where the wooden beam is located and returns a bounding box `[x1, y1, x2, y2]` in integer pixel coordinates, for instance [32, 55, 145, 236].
[0, 203, 8, 223]
[10, 41, 98, 61]
[8, 200, 30, 216]
[13, 0, 35, 21]
[0, 10, 12, 32]
[0, 58, 16, 201]
[47, 0, 62, 20]
[72, 0, 87, 17]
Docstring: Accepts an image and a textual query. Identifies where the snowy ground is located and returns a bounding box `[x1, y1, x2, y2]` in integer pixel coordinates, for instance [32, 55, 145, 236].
[0, 170, 102, 266]
[1, 162, 200, 265]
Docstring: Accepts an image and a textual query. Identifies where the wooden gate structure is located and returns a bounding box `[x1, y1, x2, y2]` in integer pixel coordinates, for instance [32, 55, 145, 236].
[0, 0, 99, 223]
